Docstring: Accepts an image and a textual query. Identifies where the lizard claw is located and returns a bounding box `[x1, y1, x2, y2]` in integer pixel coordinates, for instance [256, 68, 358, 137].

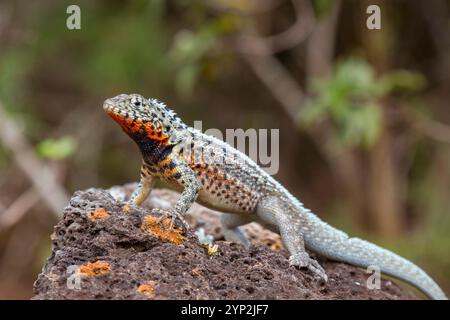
[151, 208, 190, 232]
[289, 253, 328, 282]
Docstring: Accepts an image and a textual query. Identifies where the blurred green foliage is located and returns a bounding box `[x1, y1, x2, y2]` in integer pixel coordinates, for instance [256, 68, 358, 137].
[299, 57, 426, 148]
[36, 136, 78, 160]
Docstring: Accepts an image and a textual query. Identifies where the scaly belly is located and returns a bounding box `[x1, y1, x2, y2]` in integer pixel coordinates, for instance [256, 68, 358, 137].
[196, 188, 258, 214]
[193, 163, 260, 214]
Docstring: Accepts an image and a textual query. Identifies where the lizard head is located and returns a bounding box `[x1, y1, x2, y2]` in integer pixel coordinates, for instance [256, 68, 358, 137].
[103, 93, 187, 151]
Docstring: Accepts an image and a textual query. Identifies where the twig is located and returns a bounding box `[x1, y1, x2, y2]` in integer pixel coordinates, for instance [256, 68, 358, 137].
[409, 115, 450, 144]
[0, 188, 40, 230]
[242, 53, 305, 119]
[0, 101, 68, 219]
[305, 0, 341, 78]
[234, 0, 315, 55]
[399, 105, 450, 144]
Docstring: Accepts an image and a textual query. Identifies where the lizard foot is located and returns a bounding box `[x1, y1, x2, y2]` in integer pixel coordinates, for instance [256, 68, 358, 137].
[151, 208, 189, 232]
[289, 253, 328, 282]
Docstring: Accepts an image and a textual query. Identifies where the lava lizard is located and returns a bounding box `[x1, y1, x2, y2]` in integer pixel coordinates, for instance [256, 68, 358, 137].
[103, 93, 447, 300]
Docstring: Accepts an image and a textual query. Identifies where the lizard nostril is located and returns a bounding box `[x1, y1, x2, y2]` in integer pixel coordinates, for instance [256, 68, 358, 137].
[103, 98, 116, 112]
[102, 102, 111, 111]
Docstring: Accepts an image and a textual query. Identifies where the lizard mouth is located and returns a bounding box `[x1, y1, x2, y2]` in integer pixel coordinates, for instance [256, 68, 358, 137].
[102, 98, 130, 130]
[102, 94, 129, 114]
[102, 99, 116, 114]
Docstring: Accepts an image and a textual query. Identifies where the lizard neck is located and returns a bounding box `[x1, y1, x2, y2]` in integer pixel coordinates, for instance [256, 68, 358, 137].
[132, 132, 174, 166]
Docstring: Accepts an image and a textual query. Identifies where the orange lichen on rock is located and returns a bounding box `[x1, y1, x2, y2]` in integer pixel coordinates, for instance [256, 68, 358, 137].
[88, 208, 110, 221]
[136, 281, 156, 299]
[141, 215, 185, 245]
[79, 260, 111, 276]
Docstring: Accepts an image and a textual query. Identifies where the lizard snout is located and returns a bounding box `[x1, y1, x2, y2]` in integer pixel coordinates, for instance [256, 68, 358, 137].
[103, 99, 115, 113]
[103, 94, 129, 113]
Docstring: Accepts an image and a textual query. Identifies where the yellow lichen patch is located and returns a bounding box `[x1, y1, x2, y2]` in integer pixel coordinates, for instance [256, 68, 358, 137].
[136, 281, 156, 299]
[79, 260, 111, 276]
[269, 239, 283, 251]
[122, 205, 131, 213]
[207, 244, 219, 256]
[141, 215, 185, 245]
[88, 208, 110, 221]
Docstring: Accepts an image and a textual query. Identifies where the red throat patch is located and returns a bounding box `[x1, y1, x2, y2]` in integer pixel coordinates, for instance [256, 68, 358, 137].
[108, 111, 169, 145]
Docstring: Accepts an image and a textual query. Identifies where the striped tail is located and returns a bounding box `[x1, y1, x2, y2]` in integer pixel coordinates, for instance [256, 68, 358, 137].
[299, 209, 447, 300]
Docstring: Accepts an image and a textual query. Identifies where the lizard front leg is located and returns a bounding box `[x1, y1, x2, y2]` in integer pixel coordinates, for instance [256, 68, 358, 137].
[128, 163, 155, 206]
[256, 196, 328, 282]
[153, 154, 201, 230]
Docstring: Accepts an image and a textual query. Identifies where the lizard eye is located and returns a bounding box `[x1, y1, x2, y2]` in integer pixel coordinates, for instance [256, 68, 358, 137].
[131, 96, 143, 107]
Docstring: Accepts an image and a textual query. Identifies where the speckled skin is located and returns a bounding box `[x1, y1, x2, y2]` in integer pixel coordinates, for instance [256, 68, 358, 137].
[103, 93, 447, 300]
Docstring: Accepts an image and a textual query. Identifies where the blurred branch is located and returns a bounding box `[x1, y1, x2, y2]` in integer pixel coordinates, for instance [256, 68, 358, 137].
[234, 0, 315, 55]
[305, 0, 341, 78]
[408, 114, 450, 144]
[242, 54, 305, 118]
[400, 104, 450, 144]
[234, 0, 317, 117]
[0, 188, 40, 231]
[0, 101, 68, 219]
[235, 1, 342, 122]
[237, 0, 371, 226]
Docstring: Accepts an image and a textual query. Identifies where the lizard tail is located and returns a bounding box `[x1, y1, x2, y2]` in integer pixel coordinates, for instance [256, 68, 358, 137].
[299, 209, 447, 300]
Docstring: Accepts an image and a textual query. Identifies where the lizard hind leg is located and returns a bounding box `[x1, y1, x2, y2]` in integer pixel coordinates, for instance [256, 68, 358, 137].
[256, 196, 328, 282]
[220, 213, 253, 249]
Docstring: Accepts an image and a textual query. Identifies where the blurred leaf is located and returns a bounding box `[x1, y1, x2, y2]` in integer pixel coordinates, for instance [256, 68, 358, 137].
[176, 64, 201, 95]
[341, 103, 382, 147]
[36, 136, 78, 160]
[170, 29, 215, 64]
[333, 58, 379, 96]
[380, 70, 427, 93]
[301, 98, 328, 124]
[214, 0, 255, 13]
[216, 14, 242, 33]
[313, 0, 336, 17]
